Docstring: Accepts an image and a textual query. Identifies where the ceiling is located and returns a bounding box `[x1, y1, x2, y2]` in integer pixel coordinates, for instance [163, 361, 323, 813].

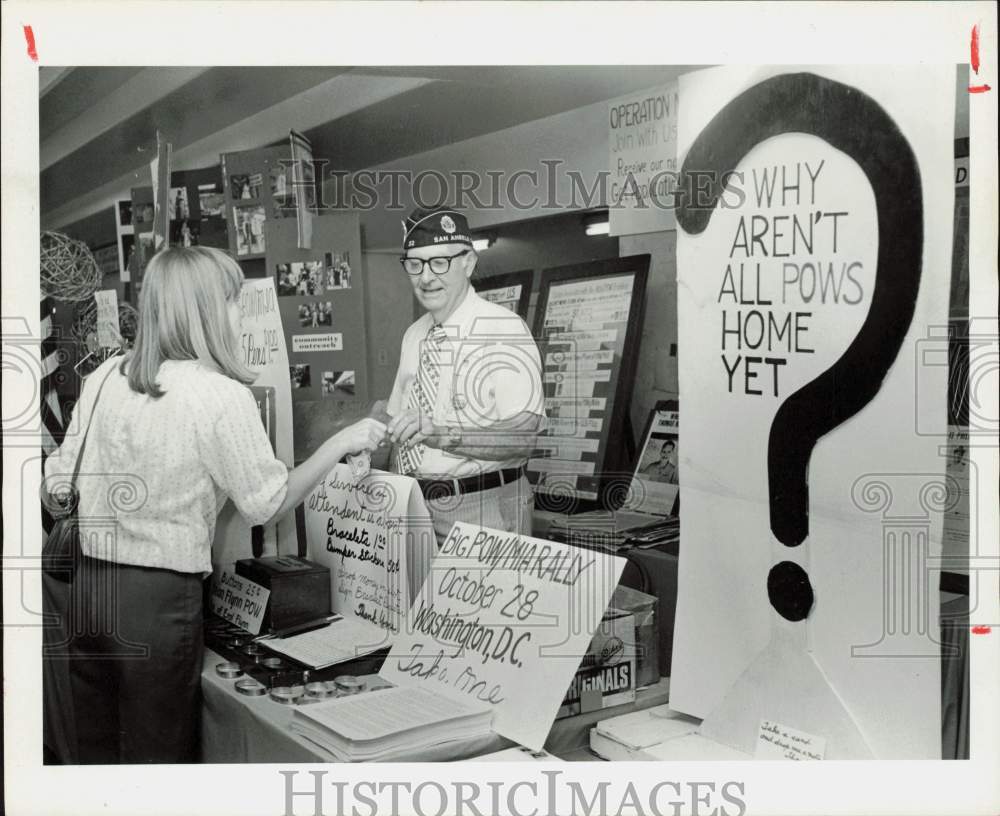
[40, 65, 696, 238]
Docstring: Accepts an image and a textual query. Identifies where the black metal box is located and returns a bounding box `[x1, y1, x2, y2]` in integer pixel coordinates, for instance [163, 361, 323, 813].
[234, 555, 331, 633]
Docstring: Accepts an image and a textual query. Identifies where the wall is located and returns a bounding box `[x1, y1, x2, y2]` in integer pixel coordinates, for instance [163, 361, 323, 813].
[336, 99, 611, 251]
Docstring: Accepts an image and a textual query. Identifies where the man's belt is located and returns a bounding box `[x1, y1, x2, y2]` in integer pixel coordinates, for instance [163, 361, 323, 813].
[418, 466, 526, 500]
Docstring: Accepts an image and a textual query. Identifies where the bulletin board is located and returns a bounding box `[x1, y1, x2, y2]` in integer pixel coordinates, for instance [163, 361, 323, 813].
[527, 255, 649, 511]
[222, 143, 307, 263]
[263, 213, 366, 459]
[475, 268, 533, 320]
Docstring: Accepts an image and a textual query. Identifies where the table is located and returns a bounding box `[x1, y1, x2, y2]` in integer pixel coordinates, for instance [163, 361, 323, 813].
[200, 649, 671, 763]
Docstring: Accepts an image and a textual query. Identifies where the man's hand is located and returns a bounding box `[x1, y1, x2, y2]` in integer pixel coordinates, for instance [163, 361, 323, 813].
[387, 407, 437, 447]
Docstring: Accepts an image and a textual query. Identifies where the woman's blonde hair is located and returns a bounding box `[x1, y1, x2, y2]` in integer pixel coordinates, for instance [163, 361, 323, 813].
[123, 246, 255, 396]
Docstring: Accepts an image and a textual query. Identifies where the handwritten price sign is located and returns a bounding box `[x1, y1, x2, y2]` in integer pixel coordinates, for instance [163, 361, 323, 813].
[305, 465, 434, 635]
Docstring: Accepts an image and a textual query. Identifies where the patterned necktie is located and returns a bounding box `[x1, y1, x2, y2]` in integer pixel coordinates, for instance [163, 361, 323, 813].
[397, 323, 448, 475]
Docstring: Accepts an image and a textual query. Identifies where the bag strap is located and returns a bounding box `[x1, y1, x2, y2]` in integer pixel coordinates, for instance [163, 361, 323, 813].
[68, 361, 118, 492]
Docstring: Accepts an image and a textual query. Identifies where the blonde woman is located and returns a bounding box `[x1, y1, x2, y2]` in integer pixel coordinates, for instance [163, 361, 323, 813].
[43, 246, 385, 764]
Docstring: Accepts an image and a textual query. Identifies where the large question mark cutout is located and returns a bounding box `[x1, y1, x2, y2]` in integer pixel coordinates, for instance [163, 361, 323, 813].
[677, 72, 924, 622]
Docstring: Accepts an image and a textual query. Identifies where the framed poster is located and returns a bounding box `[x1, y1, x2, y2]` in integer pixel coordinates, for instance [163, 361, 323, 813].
[528, 254, 649, 511]
[625, 400, 680, 517]
[475, 268, 533, 320]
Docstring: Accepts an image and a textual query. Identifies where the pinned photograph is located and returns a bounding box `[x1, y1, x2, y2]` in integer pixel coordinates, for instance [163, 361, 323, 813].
[198, 182, 225, 219]
[324, 251, 352, 290]
[275, 259, 325, 296]
[119, 233, 135, 274]
[230, 172, 262, 200]
[134, 202, 154, 224]
[638, 435, 678, 485]
[270, 164, 290, 197]
[170, 187, 189, 221]
[117, 200, 132, 227]
[170, 219, 199, 247]
[233, 205, 266, 256]
[270, 164, 295, 218]
[289, 364, 311, 389]
[322, 370, 355, 397]
[297, 301, 332, 328]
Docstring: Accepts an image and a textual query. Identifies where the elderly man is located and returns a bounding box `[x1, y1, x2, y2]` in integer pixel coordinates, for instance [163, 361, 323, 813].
[386, 206, 545, 545]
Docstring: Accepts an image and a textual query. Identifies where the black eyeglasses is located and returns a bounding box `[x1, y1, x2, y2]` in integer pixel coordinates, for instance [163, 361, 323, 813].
[399, 250, 470, 276]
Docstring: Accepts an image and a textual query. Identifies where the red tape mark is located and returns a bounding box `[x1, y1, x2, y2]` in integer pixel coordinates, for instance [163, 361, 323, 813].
[23, 25, 38, 62]
[969, 23, 991, 93]
[970, 626, 992, 635]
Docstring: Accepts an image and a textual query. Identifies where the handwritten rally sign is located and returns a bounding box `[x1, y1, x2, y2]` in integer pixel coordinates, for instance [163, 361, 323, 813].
[209, 570, 270, 635]
[305, 465, 434, 635]
[380, 522, 626, 750]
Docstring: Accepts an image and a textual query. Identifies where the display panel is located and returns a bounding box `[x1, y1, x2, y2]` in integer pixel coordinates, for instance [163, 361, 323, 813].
[528, 255, 649, 510]
[475, 268, 533, 320]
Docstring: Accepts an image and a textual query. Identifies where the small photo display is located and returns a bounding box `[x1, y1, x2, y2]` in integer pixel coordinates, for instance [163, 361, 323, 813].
[322, 370, 355, 397]
[289, 364, 312, 389]
[625, 406, 680, 517]
[275, 260, 325, 296]
[323, 252, 352, 290]
[118, 200, 133, 227]
[298, 301, 332, 328]
[170, 187, 190, 221]
[198, 183, 226, 219]
[270, 164, 290, 197]
[120, 233, 135, 274]
[233, 205, 266, 256]
[135, 202, 155, 225]
[170, 220, 199, 247]
[637, 434, 679, 485]
[230, 173, 263, 201]
[137, 232, 156, 254]
[270, 165, 295, 218]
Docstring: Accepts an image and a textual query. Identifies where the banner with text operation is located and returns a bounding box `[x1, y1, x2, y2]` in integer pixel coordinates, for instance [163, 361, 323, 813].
[608, 82, 679, 236]
[380, 522, 626, 750]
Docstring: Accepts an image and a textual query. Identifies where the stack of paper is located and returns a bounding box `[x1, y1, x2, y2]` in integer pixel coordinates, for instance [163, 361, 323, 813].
[262, 616, 391, 669]
[589, 705, 700, 760]
[549, 510, 679, 553]
[291, 685, 493, 761]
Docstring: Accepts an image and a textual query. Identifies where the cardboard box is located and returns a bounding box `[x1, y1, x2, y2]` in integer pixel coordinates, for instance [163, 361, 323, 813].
[557, 608, 636, 718]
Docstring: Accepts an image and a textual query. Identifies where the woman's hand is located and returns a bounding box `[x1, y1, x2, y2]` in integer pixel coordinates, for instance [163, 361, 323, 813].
[264, 418, 388, 525]
[334, 417, 387, 456]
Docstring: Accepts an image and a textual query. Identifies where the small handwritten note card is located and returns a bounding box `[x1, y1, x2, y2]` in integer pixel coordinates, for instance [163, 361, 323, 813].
[210, 570, 270, 635]
[93, 289, 120, 348]
[754, 719, 826, 761]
